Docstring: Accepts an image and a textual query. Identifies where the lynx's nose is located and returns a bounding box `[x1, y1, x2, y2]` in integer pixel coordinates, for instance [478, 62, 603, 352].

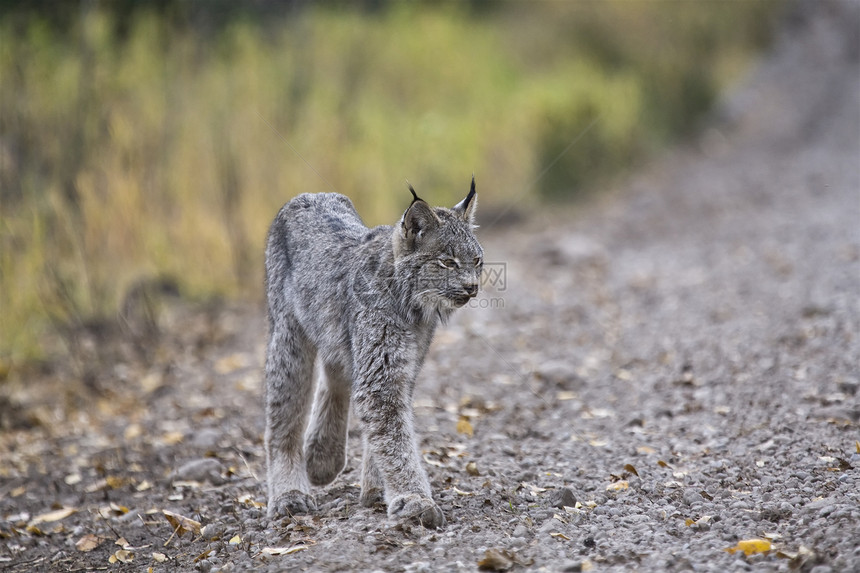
[464, 284, 478, 297]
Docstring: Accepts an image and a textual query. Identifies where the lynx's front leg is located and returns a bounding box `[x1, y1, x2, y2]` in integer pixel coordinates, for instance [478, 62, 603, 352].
[352, 325, 445, 528]
[265, 317, 318, 518]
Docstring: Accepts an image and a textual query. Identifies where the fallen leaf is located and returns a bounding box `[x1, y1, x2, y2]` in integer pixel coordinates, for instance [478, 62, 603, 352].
[152, 552, 167, 562]
[194, 549, 213, 562]
[161, 431, 184, 445]
[657, 460, 671, 468]
[457, 417, 474, 437]
[550, 532, 571, 540]
[116, 537, 129, 547]
[162, 510, 201, 537]
[124, 423, 143, 440]
[453, 487, 475, 496]
[64, 474, 82, 485]
[238, 494, 266, 508]
[136, 480, 153, 492]
[685, 518, 695, 527]
[110, 502, 130, 515]
[109, 549, 134, 563]
[477, 548, 514, 571]
[28, 507, 77, 527]
[725, 538, 772, 556]
[466, 461, 480, 476]
[605, 481, 629, 492]
[856, 441, 860, 454]
[623, 464, 639, 477]
[229, 535, 241, 544]
[262, 545, 309, 555]
[636, 446, 656, 455]
[215, 353, 248, 374]
[520, 482, 547, 494]
[76, 534, 102, 552]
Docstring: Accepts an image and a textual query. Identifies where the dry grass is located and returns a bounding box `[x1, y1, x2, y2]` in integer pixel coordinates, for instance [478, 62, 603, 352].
[0, 1, 781, 365]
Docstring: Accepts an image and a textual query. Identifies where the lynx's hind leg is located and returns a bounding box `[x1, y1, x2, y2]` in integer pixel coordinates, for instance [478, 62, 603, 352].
[265, 314, 318, 518]
[305, 361, 351, 486]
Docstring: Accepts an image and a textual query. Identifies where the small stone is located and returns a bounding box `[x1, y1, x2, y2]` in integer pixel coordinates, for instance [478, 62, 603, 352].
[404, 562, 431, 573]
[200, 523, 226, 541]
[191, 428, 222, 450]
[683, 490, 704, 505]
[512, 524, 528, 538]
[548, 487, 577, 509]
[539, 518, 557, 534]
[172, 458, 225, 485]
[561, 560, 583, 572]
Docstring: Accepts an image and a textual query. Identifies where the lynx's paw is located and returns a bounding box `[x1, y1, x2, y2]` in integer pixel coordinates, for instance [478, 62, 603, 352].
[387, 494, 446, 528]
[268, 490, 316, 519]
[305, 440, 346, 487]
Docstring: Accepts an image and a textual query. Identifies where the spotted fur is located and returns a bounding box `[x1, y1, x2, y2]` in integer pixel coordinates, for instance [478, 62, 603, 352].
[264, 178, 482, 528]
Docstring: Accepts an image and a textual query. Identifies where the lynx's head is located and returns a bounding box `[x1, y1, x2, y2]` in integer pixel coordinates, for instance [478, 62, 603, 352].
[393, 176, 484, 322]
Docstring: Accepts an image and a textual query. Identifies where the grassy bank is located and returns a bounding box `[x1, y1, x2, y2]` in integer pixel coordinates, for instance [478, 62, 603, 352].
[0, 1, 781, 365]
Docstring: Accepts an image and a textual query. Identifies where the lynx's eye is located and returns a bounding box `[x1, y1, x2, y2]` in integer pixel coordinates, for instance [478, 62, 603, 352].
[437, 257, 459, 269]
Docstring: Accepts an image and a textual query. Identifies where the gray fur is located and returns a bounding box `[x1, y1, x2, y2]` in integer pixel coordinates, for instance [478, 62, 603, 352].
[264, 179, 483, 528]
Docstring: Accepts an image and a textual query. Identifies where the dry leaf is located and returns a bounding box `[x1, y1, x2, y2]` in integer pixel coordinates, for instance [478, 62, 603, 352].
[477, 548, 514, 571]
[76, 534, 102, 552]
[457, 417, 474, 437]
[162, 510, 201, 537]
[453, 487, 475, 496]
[109, 549, 134, 563]
[238, 494, 265, 508]
[152, 552, 167, 562]
[262, 545, 309, 555]
[215, 353, 248, 374]
[161, 431, 184, 445]
[550, 532, 571, 540]
[855, 441, 859, 454]
[623, 464, 639, 477]
[725, 538, 772, 556]
[466, 461, 480, 476]
[229, 535, 241, 544]
[657, 460, 671, 468]
[605, 481, 629, 492]
[124, 423, 142, 440]
[28, 507, 77, 527]
[636, 446, 656, 455]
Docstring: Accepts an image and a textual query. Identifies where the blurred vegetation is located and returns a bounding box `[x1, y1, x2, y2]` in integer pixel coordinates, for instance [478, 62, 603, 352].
[0, 0, 781, 365]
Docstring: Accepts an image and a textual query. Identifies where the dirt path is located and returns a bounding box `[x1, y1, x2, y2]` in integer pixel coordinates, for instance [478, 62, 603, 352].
[2, 3, 858, 572]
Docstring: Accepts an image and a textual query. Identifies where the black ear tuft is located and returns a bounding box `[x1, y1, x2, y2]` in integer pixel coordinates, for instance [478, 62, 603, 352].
[452, 174, 478, 223]
[407, 181, 421, 204]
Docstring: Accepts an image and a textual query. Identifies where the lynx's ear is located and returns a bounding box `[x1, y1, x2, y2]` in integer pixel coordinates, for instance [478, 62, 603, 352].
[452, 174, 477, 225]
[401, 182, 440, 241]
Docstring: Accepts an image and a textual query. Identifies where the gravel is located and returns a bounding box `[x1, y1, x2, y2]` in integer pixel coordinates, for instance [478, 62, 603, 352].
[1, 3, 858, 572]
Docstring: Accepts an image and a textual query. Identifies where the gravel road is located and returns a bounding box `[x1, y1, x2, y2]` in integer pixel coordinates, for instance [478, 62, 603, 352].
[1, 2, 858, 572]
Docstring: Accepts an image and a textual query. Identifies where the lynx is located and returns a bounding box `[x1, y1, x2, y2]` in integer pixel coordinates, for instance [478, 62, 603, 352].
[264, 177, 483, 528]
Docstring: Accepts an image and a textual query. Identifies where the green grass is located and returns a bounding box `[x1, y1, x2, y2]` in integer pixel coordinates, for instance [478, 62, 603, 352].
[0, 1, 781, 366]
